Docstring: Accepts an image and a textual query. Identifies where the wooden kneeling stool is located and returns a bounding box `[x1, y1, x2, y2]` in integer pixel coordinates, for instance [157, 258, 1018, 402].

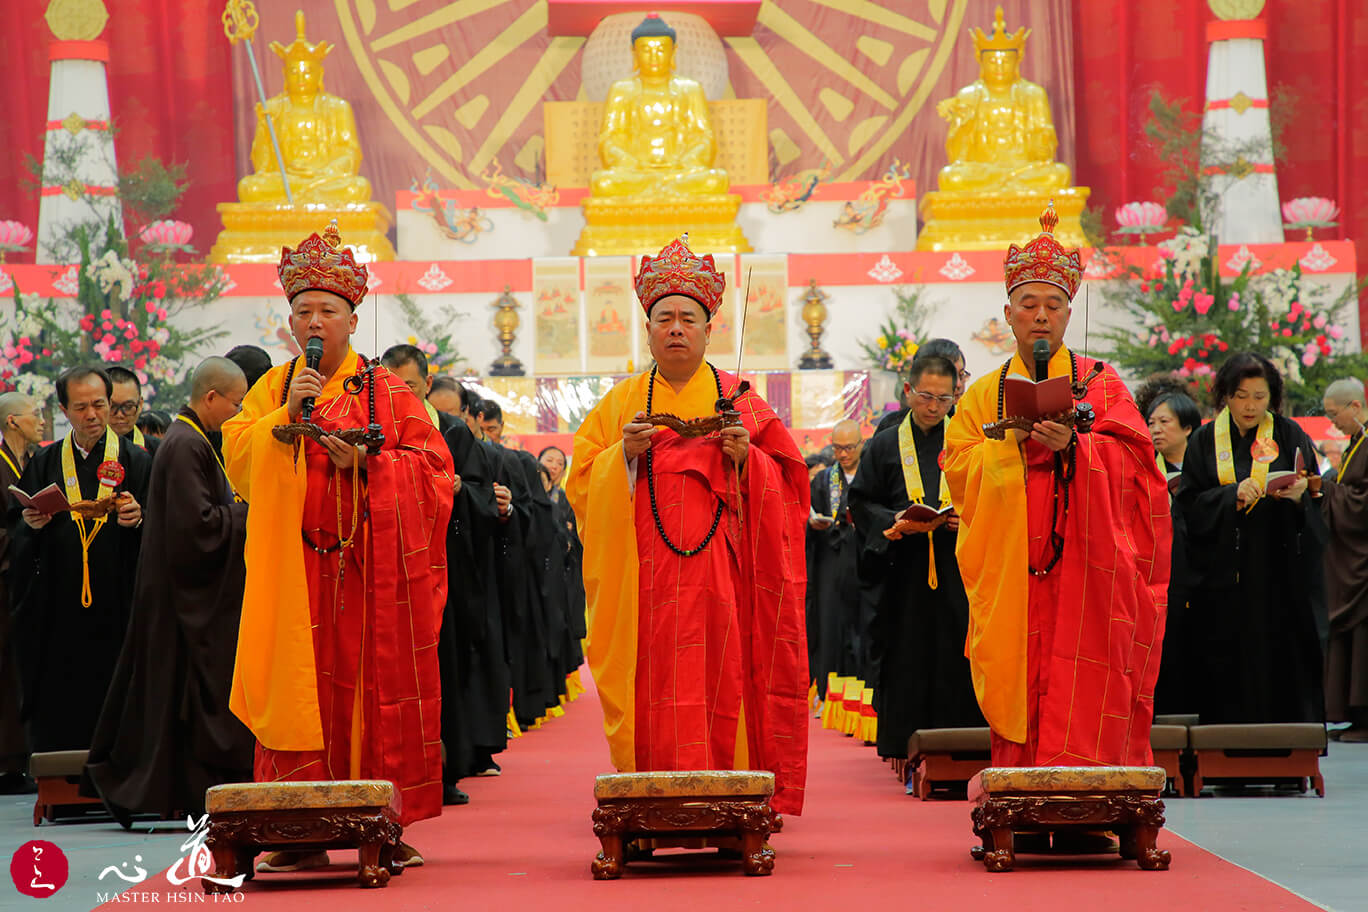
[591, 771, 779, 879]
[969, 766, 1171, 872]
[1188, 724, 1327, 796]
[1149, 725, 1190, 796]
[203, 781, 404, 892]
[906, 728, 992, 800]
[31, 750, 104, 826]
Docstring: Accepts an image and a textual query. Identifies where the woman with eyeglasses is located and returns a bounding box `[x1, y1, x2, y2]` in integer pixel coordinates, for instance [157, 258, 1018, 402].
[1176, 352, 1325, 725]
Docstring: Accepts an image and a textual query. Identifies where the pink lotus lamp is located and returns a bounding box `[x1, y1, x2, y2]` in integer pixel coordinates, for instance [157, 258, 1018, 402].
[138, 219, 194, 253]
[0, 221, 34, 264]
[1281, 197, 1339, 240]
[1114, 202, 1168, 245]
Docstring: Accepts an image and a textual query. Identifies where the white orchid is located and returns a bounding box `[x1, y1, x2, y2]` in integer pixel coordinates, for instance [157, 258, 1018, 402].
[1270, 345, 1304, 385]
[1157, 228, 1209, 280]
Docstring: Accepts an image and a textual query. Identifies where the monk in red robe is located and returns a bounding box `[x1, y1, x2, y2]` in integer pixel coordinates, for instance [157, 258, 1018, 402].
[222, 223, 454, 871]
[567, 236, 810, 814]
[944, 206, 1171, 769]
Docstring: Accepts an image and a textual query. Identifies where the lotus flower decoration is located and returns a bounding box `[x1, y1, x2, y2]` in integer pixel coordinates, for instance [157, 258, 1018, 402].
[0, 221, 34, 263]
[1281, 197, 1339, 240]
[1114, 202, 1168, 245]
[138, 219, 194, 252]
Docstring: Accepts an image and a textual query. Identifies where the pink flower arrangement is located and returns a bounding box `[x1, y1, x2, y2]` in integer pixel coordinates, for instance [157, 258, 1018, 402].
[138, 219, 194, 250]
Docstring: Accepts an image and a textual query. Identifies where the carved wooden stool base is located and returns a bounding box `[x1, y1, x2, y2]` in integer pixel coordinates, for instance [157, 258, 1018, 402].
[969, 767, 1172, 873]
[203, 781, 403, 893]
[591, 771, 778, 879]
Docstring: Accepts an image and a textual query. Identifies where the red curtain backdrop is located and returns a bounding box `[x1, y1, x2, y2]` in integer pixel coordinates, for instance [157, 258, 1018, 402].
[2, 0, 1364, 274]
[0, 0, 235, 262]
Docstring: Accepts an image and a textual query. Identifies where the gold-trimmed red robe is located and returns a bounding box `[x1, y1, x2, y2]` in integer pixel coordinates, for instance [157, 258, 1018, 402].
[222, 350, 454, 824]
[567, 363, 810, 814]
[943, 346, 1170, 766]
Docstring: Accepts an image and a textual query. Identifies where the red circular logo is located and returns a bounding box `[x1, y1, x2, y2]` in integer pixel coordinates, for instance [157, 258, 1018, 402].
[97, 460, 125, 486]
[937, 450, 947, 470]
[10, 840, 68, 898]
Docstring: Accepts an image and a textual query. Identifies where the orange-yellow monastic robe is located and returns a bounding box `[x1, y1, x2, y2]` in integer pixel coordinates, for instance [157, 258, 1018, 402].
[943, 346, 1170, 766]
[222, 351, 454, 824]
[567, 363, 810, 814]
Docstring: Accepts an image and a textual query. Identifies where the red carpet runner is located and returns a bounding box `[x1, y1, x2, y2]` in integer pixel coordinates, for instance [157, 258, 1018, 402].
[107, 668, 1322, 911]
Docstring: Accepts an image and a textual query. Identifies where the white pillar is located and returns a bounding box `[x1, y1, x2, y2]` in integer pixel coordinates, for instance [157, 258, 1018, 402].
[36, 2, 122, 263]
[1198, 7, 1283, 244]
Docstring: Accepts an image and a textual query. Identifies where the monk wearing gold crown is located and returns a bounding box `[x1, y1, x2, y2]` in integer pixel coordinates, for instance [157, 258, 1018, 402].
[220, 223, 455, 871]
[943, 207, 1171, 774]
[566, 237, 810, 814]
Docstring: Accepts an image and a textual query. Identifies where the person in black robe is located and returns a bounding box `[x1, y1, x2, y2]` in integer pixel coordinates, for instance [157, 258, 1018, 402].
[849, 355, 984, 761]
[0, 392, 44, 793]
[84, 358, 253, 823]
[807, 420, 869, 693]
[443, 404, 510, 787]
[8, 366, 151, 753]
[107, 365, 160, 457]
[538, 447, 587, 692]
[873, 338, 968, 435]
[1135, 381, 1203, 715]
[1319, 377, 1368, 741]
[1176, 352, 1325, 724]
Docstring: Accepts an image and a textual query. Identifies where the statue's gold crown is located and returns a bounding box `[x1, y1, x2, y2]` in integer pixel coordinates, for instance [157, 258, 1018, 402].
[271, 10, 332, 67]
[971, 5, 1029, 55]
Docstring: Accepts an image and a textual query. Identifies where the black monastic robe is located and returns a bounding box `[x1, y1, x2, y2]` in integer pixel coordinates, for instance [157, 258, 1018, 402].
[808, 464, 870, 686]
[1320, 432, 1368, 726]
[1155, 455, 1199, 715]
[848, 419, 984, 759]
[8, 434, 151, 751]
[85, 408, 252, 816]
[1177, 413, 1325, 724]
[0, 441, 27, 773]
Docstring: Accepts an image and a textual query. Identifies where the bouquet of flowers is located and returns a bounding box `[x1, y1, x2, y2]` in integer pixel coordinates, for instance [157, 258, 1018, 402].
[395, 292, 466, 372]
[1101, 228, 1365, 412]
[859, 285, 937, 375]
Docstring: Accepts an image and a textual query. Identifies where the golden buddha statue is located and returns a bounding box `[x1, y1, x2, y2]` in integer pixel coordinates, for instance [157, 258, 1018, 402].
[238, 11, 370, 204]
[210, 10, 393, 262]
[917, 6, 1088, 251]
[571, 14, 749, 256]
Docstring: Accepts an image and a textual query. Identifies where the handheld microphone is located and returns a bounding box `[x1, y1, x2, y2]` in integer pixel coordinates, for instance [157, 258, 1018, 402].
[1033, 338, 1050, 382]
[301, 336, 324, 423]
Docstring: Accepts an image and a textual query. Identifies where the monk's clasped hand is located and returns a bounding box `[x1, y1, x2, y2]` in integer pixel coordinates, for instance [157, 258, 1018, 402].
[1029, 420, 1074, 452]
[719, 424, 749, 470]
[622, 411, 659, 461]
[115, 492, 142, 528]
[320, 434, 365, 470]
[21, 507, 51, 530]
[1274, 475, 1308, 502]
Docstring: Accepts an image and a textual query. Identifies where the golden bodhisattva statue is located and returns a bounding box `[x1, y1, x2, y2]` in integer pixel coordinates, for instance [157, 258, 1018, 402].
[210, 10, 394, 263]
[571, 14, 750, 256]
[917, 6, 1089, 251]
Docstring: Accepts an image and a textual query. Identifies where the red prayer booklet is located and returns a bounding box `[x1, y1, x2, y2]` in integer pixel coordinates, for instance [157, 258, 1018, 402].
[1002, 374, 1074, 422]
[8, 483, 70, 514]
[1166, 471, 1181, 494]
[1264, 449, 1307, 494]
[895, 502, 954, 523]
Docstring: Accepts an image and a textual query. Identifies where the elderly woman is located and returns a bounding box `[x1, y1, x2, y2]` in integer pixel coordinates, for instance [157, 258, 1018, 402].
[1176, 352, 1325, 724]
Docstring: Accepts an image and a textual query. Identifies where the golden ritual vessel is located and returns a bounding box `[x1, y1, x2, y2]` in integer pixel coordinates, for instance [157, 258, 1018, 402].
[568, 14, 751, 256]
[210, 9, 394, 263]
[918, 6, 1089, 251]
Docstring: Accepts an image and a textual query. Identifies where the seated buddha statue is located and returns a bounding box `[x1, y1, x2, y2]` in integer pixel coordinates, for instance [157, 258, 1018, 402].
[590, 15, 729, 199]
[237, 10, 371, 204]
[934, 6, 1070, 192]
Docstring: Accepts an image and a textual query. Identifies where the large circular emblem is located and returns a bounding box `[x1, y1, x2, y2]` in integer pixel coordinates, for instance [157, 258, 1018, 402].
[336, 0, 968, 187]
[1251, 438, 1280, 464]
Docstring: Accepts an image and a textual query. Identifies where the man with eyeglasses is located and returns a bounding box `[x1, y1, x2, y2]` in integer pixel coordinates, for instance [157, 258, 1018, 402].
[849, 355, 983, 773]
[875, 338, 969, 435]
[107, 366, 159, 456]
[86, 357, 253, 825]
[807, 420, 871, 704]
[943, 206, 1170, 790]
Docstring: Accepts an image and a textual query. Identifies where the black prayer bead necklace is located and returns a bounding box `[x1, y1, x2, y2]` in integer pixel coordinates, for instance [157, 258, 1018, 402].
[643, 364, 726, 558]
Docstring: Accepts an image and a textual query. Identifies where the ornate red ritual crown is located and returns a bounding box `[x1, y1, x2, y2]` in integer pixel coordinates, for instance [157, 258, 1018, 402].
[278, 220, 369, 307]
[1003, 203, 1083, 301]
[634, 234, 726, 317]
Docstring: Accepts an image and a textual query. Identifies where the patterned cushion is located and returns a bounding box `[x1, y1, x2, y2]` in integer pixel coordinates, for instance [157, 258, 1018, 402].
[594, 770, 774, 800]
[205, 780, 398, 814]
[972, 766, 1167, 797]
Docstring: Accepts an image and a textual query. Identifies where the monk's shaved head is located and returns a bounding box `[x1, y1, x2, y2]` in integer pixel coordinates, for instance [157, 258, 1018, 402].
[1324, 377, 1365, 408]
[0, 392, 36, 424]
[831, 419, 863, 471]
[831, 419, 861, 445]
[191, 356, 247, 402]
